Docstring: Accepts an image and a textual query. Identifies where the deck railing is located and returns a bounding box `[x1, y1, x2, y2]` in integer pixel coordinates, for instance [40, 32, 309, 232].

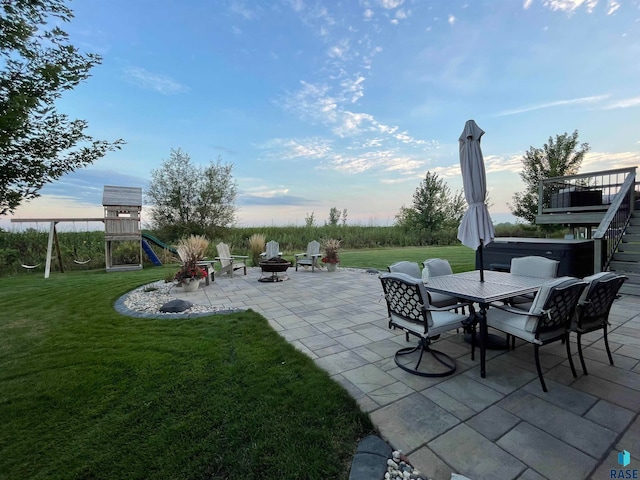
[593, 169, 637, 272]
[537, 167, 637, 272]
[538, 167, 636, 215]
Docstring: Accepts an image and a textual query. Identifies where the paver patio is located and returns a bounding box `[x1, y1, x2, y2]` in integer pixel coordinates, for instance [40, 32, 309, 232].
[172, 266, 640, 480]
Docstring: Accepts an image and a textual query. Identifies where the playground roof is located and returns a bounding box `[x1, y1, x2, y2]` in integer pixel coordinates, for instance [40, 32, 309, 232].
[102, 186, 142, 207]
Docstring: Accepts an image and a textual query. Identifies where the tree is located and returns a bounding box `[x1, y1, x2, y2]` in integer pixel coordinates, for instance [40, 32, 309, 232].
[327, 207, 340, 226]
[0, 0, 124, 215]
[395, 171, 466, 232]
[146, 149, 237, 237]
[341, 208, 348, 226]
[304, 212, 316, 227]
[510, 130, 590, 224]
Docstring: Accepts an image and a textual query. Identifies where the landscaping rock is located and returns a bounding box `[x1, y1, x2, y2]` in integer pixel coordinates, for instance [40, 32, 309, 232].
[160, 299, 194, 313]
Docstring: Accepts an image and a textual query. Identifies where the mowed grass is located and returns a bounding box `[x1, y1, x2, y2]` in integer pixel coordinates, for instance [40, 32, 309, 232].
[340, 245, 476, 273]
[0, 266, 374, 480]
[0, 246, 472, 479]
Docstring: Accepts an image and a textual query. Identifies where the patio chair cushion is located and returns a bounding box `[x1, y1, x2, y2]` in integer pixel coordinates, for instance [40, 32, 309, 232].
[489, 276, 581, 343]
[577, 271, 617, 304]
[423, 258, 454, 278]
[389, 309, 466, 334]
[508, 256, 560, 306]
[422, 259, 460, 308]
[510, 256, 559, 278]
[388, 261, 421, 278]
[572, 272, 623, 331]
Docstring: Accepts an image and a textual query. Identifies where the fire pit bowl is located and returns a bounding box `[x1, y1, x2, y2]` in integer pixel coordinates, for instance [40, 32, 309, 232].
[259, 258, 291, 282]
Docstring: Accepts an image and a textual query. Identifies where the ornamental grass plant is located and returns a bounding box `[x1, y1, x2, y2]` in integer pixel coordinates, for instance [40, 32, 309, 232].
[175, 234, 209, 282]
[321, 238, 341, 264]
[0, 266, 374, 479]
[248, 233, 266, 266]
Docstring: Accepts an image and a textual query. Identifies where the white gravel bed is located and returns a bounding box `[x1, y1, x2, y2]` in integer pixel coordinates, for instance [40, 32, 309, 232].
[123, 280, 222, 315]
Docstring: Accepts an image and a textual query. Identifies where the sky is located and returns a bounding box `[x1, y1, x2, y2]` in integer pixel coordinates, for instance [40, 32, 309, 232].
[3, 0, 640, 231]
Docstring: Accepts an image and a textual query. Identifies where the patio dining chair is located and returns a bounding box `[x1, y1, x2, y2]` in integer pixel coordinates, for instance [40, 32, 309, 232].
[215, 242, 248, 277]
[422, 258, 465, 310]
[486, 276, 586, 392]
[568, 272, 626, 376]
[507, 256, 560, 308]
[379, 272, 476, 378]
[294, 240, 321, 272]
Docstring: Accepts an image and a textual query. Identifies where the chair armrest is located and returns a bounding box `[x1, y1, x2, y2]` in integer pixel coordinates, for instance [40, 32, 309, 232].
[426, 301, 475, 313]
[311, 254, 322, 258]
[294, 253, 305, 258]
[489, 303, 536, 316]
[214, 256, 234, 261]
[232, 255, 249, 259]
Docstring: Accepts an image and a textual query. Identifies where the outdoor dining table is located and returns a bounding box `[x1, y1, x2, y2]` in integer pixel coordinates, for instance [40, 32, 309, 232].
[423, 270, 547, 378]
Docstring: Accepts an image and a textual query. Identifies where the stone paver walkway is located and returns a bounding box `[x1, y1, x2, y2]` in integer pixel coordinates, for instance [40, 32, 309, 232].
[171, 266, 640, 480]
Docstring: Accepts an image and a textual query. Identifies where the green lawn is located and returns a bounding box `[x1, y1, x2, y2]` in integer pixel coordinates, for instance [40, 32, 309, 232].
[340, 245, 476, 272]
[0, 246, 473, 479]
[0, 267, 374, 479]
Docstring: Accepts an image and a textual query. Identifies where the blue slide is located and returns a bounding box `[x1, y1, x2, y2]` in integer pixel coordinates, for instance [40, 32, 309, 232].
[142, 239, 162, 266]
[141, 232, 178, 254]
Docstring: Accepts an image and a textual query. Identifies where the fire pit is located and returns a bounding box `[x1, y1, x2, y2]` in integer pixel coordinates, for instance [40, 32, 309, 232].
[259, 258, 291, 282]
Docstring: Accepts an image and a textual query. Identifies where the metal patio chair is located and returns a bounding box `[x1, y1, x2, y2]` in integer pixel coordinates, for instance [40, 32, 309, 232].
[379, 272, 476, 378]
[486, 276, 586, 392]
[568, 272, 627, 376]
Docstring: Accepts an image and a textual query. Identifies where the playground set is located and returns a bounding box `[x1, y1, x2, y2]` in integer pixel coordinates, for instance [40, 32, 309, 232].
[10, 186, 176, 278]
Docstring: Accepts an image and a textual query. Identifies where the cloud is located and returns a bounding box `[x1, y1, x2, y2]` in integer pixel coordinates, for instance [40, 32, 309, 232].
[523, 0, 534, 9]
[40, 169, 148, 204]
[542, 0, 598, 14]
[326, 150, 423, 174]
[448, 15, 456, 25]
[379, 0, 405, 8]
[228, 1, 258, 19]
[260, 137, 334, 160]
[282, 81, 338, 123]
[602, 96, 640, 109]
[124, 67, 188, 95]
[327, 38, 351, 60]
[238, 187, 312, 206]
[496, 94, 610, 116]
[580, 151, 640, 171]
[332, 111, 374, 137]
[607, 0, 620, 14]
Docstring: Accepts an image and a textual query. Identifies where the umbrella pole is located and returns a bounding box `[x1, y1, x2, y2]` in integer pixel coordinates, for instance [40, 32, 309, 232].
[479, 241, 484, 282]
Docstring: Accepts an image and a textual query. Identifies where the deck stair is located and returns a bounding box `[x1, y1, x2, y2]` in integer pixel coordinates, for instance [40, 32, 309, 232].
[610, 211, 640, 295]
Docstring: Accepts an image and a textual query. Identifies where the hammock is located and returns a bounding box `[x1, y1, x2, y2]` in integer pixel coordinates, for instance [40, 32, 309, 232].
[73, 258, 92, 265]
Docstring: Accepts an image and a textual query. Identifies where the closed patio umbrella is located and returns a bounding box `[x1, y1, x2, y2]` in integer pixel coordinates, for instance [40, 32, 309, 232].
[457, 119, 495, 282]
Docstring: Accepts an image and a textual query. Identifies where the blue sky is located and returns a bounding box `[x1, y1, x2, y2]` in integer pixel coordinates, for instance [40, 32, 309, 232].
[4, 0, 640, 230]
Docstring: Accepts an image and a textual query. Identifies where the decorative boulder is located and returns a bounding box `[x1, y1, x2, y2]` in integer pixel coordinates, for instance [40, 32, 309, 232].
[160, 299, 194, 313]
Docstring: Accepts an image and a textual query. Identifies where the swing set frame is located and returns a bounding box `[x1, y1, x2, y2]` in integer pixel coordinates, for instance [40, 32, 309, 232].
[10, 217, 104, 278]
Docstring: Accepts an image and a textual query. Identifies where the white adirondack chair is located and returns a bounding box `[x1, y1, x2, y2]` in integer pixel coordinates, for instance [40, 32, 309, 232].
[215, 242, 248, 277]
[260, 240, 281, 260]
[294, 240, 321, 272]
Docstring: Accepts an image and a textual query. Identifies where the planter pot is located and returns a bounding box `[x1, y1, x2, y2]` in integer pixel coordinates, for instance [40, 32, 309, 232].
[326, 263, 338, 272]
[181, 277, 200, 292]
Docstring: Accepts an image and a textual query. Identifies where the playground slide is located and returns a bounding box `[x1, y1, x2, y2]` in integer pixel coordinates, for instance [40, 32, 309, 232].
[141, 239, 162, 266]
[141, 233, 178, 255]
